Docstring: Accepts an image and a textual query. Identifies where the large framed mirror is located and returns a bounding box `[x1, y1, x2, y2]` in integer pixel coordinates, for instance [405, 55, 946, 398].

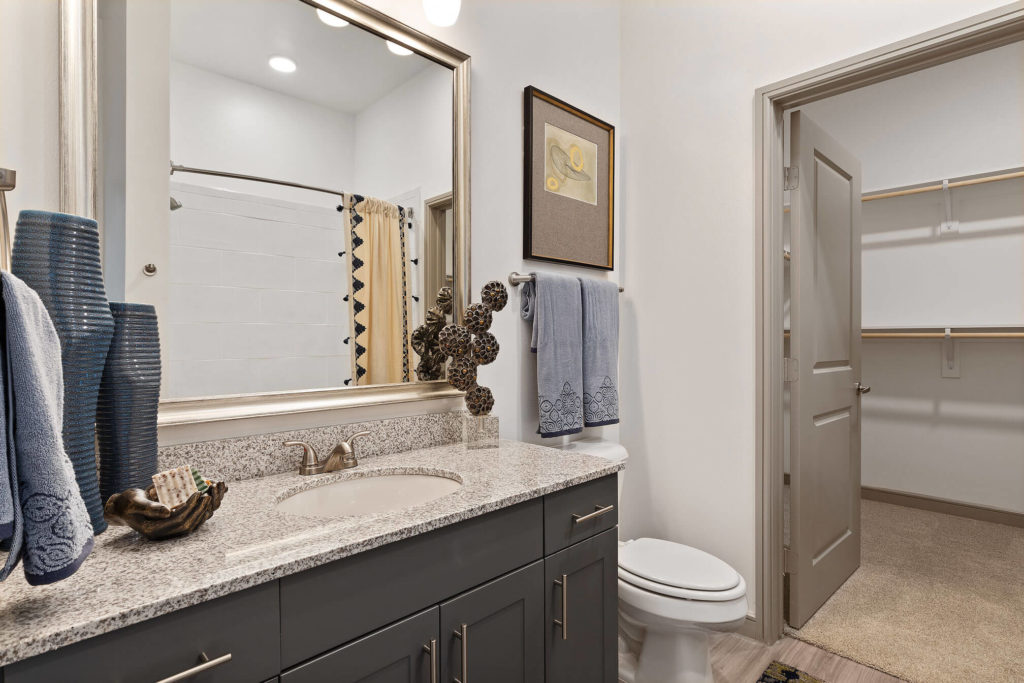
[64, 0, 470, 427]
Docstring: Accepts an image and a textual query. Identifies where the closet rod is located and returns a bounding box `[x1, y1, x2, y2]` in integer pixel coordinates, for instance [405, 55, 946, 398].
[783, 329, 1024, 339]
[782, 166, 1024, 213]
[508, 271, 624, 292]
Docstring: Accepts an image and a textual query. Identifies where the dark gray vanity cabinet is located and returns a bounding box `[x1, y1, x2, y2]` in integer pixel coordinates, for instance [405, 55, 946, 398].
[3, 475, 619, 683]
[440, 561, 545, 683]
[280, 608, 438, 683]
[545, 529, 619, 683]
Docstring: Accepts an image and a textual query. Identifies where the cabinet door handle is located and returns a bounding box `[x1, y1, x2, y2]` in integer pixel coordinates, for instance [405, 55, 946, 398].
[553, 574, 568, 640]
[155, 652, 231, 683]
[572, 504, 615, 524]
[453, 623, 468, 683]
[422, 638, 437, 683]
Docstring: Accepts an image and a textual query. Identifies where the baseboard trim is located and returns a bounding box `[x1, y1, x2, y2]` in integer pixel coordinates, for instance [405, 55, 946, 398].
[861, 486, 1024, 529]
[737, 614, 761, 641]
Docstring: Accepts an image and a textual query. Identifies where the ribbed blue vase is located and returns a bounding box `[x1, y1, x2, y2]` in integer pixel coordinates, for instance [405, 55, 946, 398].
[12, 210, 114, 534]
[97, 303, 161, 501]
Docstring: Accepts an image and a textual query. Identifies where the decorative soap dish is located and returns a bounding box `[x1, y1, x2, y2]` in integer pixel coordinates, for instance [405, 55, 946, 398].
[104, 481, 227, 541]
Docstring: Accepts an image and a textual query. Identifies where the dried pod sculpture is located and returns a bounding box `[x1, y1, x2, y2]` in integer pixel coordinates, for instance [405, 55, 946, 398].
[410, 286, 454, 381]
[441, 280, 507, 416]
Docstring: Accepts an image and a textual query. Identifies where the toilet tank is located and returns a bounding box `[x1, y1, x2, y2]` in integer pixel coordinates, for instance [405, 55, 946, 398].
[557, 438, 628, 507]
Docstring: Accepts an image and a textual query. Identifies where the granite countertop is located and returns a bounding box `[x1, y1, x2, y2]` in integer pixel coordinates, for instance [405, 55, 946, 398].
[0, 439, 621, 667]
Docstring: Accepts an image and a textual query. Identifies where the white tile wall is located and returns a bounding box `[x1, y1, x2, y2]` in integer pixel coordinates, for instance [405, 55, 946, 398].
[166, 182, 352, 398]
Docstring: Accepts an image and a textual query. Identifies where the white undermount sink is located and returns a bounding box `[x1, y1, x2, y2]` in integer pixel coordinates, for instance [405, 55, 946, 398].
[276, 472, 462, 518]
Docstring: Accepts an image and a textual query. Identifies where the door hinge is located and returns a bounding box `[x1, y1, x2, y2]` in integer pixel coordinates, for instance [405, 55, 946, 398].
[784, 357, 798, 382]
[784, 166, 799, 191]
[784, 547, 795, 574]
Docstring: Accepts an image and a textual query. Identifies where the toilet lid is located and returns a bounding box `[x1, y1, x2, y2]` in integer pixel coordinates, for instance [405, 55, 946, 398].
[618, 538, 740, 592]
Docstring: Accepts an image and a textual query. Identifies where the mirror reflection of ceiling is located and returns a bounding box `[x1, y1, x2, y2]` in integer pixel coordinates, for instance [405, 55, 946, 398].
[170, 0, 432, 114]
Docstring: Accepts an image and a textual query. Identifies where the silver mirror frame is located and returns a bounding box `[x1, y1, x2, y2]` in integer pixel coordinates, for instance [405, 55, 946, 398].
[61, 0, 471, 427]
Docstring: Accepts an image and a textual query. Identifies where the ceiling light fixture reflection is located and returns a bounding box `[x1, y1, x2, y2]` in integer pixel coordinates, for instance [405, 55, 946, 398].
[268, 56, 297, 73]
[386, 41, 413, 56]
[422, 0, 461, 27]
[316, 8, 349, 27]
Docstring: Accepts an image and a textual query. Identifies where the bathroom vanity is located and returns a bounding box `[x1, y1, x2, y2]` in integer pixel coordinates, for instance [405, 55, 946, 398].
[0, 441, 622, 683]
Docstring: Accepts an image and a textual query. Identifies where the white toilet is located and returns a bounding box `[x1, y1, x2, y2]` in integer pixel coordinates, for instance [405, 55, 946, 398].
[558, 438, 748, 683]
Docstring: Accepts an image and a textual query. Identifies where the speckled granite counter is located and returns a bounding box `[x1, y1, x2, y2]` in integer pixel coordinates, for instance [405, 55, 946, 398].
[0, 439, 621, 667]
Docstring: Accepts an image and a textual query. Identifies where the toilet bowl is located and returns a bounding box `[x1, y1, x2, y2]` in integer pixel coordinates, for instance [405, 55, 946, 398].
[557, 438, 748, 683]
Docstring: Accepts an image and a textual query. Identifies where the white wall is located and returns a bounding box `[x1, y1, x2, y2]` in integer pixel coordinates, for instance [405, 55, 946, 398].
[353, 66, 452, 205]
[798, 43, 1024, 514]
[170, 60, 354, 206]
[618, 0, 1014, 619]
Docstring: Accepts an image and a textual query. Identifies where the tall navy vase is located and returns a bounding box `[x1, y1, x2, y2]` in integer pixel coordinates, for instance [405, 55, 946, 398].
[97, 303, 161, 502]
[12, 210, 114, 534]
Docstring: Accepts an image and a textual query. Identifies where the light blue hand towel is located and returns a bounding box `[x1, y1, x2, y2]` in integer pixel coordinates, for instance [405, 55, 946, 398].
[520, 273, 584, 438]
[579, 278, 619, 427]
[0, 272, 94, 585]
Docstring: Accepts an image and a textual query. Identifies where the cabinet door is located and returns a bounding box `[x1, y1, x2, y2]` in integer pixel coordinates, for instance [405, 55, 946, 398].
[440, 561, 544, 683]
[282, 607, 438, 683]
[545, 529, 618, 683]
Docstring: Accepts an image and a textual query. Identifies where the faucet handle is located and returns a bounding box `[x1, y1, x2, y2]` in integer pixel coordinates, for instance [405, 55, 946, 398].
[344, 430, 371, 448]
[284, 440, 325, 475]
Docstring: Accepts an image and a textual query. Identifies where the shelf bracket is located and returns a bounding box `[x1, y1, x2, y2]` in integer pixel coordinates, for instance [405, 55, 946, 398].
[939, 179, 959, 236]
[941, 328, 960, 379]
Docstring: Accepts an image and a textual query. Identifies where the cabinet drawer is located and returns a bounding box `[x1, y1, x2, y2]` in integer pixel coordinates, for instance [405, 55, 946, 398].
[280, 498, 543, 668]
[6, 582, 279, 683]
[281, 607, 437, 683]
[544, 476, 617, 554]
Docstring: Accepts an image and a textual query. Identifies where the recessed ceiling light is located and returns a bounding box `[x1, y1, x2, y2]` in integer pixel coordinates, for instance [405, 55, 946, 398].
[423, 0, 461, 27]
[316, 8, 349, 27]
[386, 41, 413, 56]
[268, 56, 297, 73]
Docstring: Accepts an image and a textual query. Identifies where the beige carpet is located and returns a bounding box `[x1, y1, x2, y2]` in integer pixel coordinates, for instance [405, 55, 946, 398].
[790, 500, 1024, 682]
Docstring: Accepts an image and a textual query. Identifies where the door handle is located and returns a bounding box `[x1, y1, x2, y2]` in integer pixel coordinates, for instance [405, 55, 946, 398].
[553, 574, 568, 640]
[154, 652, 231, 683]
[453, 623, 468, 683]
[855, 382, 871, 395]
[422, 638, 437, 683]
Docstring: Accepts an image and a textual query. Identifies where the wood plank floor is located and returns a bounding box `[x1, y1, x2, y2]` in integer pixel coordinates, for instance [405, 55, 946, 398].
[710, 632, 904, 682]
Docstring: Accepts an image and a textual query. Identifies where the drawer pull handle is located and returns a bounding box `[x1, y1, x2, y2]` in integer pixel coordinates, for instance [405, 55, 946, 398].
[453, 623, 468, 683]
[572, 504, 615, 524]
[155, 652, 231, 683]
[423, 638, 438, 683]
[554, 573, 568, 640]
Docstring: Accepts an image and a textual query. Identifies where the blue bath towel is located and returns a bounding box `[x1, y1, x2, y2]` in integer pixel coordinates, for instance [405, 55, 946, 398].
[0, 272, 94, 585]
[579, 278, 619, 427]
[521, 273, 584, 437]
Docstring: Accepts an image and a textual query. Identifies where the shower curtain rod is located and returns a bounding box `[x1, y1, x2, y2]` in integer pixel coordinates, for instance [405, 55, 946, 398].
[170, 162, 345, 198]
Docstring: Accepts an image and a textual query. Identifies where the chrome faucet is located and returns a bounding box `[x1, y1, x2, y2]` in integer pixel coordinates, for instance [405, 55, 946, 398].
[284, 431, 371, 476]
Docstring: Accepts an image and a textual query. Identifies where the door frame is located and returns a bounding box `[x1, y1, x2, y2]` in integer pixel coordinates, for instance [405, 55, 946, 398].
[753, 1, 1024, 644]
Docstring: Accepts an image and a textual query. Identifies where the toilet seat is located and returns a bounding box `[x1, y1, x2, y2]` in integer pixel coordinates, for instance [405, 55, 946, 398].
[618, 538, 744, 602]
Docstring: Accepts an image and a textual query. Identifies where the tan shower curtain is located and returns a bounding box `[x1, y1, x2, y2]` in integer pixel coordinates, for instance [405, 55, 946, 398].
[347, 196, 413, 386]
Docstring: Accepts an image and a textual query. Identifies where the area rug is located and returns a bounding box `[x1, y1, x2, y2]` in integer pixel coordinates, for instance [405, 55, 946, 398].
[757, 660, 824, 683]
[790, 500, 1024, 682]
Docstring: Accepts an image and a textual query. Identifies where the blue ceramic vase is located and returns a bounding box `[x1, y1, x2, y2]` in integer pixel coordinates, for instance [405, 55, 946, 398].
[97, 303, 161, 502]
[12, 210, 114, 534]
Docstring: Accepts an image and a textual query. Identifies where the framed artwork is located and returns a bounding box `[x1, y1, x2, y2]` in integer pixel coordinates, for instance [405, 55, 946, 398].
[523, 86, 615, 270]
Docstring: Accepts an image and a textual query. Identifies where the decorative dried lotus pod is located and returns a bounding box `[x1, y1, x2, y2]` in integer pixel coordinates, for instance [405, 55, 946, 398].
[480, 280, 509, 312]
[472, 332, 499, 365]
[447, 356, 477, 391]
[410, 324, 431, 355]
[435, 286, 454, 314]
[425, 307, 446, 328]
[463, 303, 493, 335]
[438, 324, 471, 357]
[465, 384, 495, 416]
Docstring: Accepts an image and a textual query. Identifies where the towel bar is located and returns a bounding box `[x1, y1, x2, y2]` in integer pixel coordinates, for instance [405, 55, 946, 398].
[508, 271, 623, 292]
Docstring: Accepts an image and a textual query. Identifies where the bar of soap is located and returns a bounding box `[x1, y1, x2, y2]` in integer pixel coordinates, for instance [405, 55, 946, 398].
[152, 465, 199, 508]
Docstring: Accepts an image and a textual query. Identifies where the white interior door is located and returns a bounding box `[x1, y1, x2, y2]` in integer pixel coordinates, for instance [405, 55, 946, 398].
[787, 111, 864, 629]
